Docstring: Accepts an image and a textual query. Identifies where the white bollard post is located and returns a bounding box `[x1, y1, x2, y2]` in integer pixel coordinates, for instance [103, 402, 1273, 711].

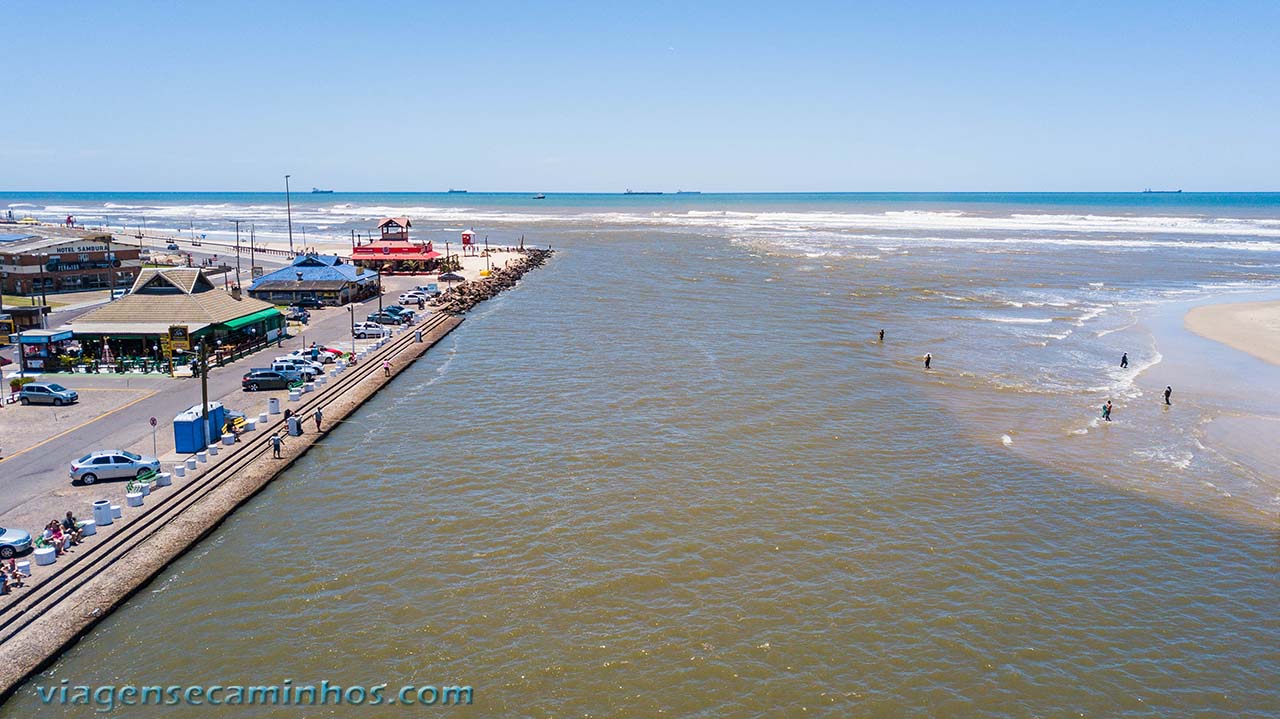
[186, 457, 198, 471]
[79, 519, 98, 537]
[34, 547, 56, 566]
[245, 419, 256, 432]
[174, 464, 186, 478]
[197, 450, 208, 463]
[126, 492, 144, 507]
[156, 472, 172, 487]
[93, 499, 113, 526]
[258, 412, 269, 424]
[111, 504, 122, 519]
[289, 389, 301, 402]
[221, 433, 235, 446]
[208, 444, 219, 456]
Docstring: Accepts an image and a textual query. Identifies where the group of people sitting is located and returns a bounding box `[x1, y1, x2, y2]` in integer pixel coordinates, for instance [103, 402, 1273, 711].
[40, 512, 84, 556]
[1, 558, 29, 594]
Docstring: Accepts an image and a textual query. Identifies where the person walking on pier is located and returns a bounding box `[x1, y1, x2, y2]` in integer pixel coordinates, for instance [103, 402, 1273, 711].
[383, 359, 391, 377]
[1164, 386, 1172, 406]
[314, 407, 323, 432]
[271, 433, 284, 459]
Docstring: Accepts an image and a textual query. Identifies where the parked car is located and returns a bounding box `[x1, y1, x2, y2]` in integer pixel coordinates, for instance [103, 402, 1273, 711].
[69, 449, 161, 485]
[166, 242, 180, 250]
[293, 297, 324, 309]
[286, 307, 310, 323]
[0, 526, 33, 559]
[18, 382, 79, 406]
[110, 288, 130, 300]
[274, 355, 324, 373]
[352, 322, 391, 339]
[242, 369, 295, 391]
[384, 305, 416, 322]
[270, 359, 318, 378]
[367, 311, 402, 326]
[283, 348, 335, 364]
[398, 291, 428, 305]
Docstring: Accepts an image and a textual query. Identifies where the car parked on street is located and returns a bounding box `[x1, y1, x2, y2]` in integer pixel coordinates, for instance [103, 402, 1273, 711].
[282, 347, 335, 364]
[166, 242, 180, 250]
[367, 311, 403, 326]
[69, 449, 161, 485]
[398, 291, 428, 305]
[274, 355, 324, 373]
[18, 382, 79, 406]
[286, 307, 310, 323]
[352, 322, 391, 339]
[242, 369, 296, 391]
[385, 305, 416, 322]
[0, 526, 33, 559]
[293, 297, 324, 309]
[270, 359, 319, 378]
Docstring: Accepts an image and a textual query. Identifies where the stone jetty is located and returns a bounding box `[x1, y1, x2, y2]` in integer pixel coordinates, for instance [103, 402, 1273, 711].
[431, 248, 554, 314]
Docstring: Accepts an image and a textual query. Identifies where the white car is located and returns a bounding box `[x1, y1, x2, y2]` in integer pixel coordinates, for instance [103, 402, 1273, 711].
[398, 291, 428, 305]
[352, 322, 391, 339]
[271, 358, 321, 376]
[282, 348, 335, 364]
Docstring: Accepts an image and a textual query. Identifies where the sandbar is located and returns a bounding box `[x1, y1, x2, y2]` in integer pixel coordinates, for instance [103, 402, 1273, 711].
[1184, 300, 1280, 367]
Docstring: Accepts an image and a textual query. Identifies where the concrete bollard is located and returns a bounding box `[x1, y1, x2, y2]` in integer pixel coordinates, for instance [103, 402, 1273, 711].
[304, 382, 315, 393]
[174, 464, 186, 478]
[245, 419, 256, 432]
[16, 560, 31, 577]
[79, 519, 97, 537]
[34, 547, 56, 566]
[330, 369, 338, 378]
[126, 492, 144, 508]
[317, 375, 326, 386]
[268, 397, 281, 414]
[93, 499, 113, 526]
[111, 504, 122, 519]
[156, 472, 172, 487]
[258, 412, 269, 424]
[289, 389, 301, 402]
[416, 329, 423, 343]
[222, 433, 235, 446]
[209, 444, 219, 457]
[186, 457, 198, 470]
[139, 482, 151, 496]
[197, 450, 208, 463]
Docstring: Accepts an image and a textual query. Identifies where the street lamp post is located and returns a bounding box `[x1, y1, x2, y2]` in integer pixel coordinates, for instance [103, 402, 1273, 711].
[198, 341, 210, 447]
[232, 220, 243, 289]
[284, 174, 295, 255]
[37, 254, 48, 328]
[377, 266, 383, 313]
[346, 303, 362, 356]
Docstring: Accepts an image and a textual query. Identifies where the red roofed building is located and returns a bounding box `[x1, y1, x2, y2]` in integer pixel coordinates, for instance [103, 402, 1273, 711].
[350, 217, 443, 273]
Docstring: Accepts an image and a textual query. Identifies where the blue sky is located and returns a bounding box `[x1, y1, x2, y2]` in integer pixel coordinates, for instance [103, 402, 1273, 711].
[3, 1, 1277, 191]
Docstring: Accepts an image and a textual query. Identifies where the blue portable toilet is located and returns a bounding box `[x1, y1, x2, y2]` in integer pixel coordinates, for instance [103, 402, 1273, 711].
[185, 402, 226, 439]
[173, 407, 207, 453]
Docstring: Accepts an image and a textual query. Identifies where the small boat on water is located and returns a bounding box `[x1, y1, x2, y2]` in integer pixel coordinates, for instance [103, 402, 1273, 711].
[311, 188, 334, 193]
[533, 193, 546, 200]
[448, 189, 468, 194]
[624, 189, 663, 195]
[675, 190, 701, 194]
[1141, 188, 1182, 193]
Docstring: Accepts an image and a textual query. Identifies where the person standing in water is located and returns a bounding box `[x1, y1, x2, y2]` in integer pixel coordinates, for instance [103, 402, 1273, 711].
[1120, 353, 1129, 368]
[1164, 386, 1172, 406]
[924, 353, 932, 370]
[879, 329, 885, 342]
[1102, 400, 1113, 421]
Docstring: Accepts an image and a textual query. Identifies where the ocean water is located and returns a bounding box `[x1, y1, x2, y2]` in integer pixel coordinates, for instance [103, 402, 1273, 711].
[2, 193, 1278, 716]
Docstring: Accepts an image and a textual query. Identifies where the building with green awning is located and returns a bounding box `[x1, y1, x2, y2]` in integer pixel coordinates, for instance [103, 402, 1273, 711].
[59, 268, 286, 364]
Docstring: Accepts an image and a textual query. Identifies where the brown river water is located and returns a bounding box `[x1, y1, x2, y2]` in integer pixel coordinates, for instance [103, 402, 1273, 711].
[3, 220, 1278, 717]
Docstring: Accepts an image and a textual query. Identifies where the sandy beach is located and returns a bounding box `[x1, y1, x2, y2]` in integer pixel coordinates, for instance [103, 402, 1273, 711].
[1184, 300, 1280, 367]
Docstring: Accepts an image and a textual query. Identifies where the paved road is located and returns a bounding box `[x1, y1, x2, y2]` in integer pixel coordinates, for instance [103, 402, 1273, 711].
[0, 275, 422, 525]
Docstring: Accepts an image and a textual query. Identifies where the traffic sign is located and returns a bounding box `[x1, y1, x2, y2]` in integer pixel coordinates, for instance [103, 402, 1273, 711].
[149, 416, 157, 427]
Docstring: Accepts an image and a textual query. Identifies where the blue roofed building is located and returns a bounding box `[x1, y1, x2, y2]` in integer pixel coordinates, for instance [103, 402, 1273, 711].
[247, 254, 379, 306]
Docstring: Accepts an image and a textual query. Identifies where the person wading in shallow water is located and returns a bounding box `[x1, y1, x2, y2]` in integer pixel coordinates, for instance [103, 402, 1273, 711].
[1102, 400, 1113, 421]
[1120, 352, 1129, 369]
[1164, 386, 1172, 406]
[879, 329, 885, 342]
[924, 353, 932, 370]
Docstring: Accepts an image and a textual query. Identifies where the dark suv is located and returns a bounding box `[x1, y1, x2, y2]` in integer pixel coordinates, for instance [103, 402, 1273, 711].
[242, 369, 292, 391]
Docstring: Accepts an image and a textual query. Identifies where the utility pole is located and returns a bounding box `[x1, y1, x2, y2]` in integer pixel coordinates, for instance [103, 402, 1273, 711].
[232, 220, 243, 289]
[199, 341, 210, 448]
[249, 224, 256, 276]
[284, 174, 295, 255]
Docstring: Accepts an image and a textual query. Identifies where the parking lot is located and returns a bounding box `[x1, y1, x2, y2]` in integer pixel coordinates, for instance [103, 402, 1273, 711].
[0, 386, 158, 460]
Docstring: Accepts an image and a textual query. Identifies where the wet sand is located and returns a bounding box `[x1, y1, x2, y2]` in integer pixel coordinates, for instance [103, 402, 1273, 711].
[1185, 300, 1280, 367]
